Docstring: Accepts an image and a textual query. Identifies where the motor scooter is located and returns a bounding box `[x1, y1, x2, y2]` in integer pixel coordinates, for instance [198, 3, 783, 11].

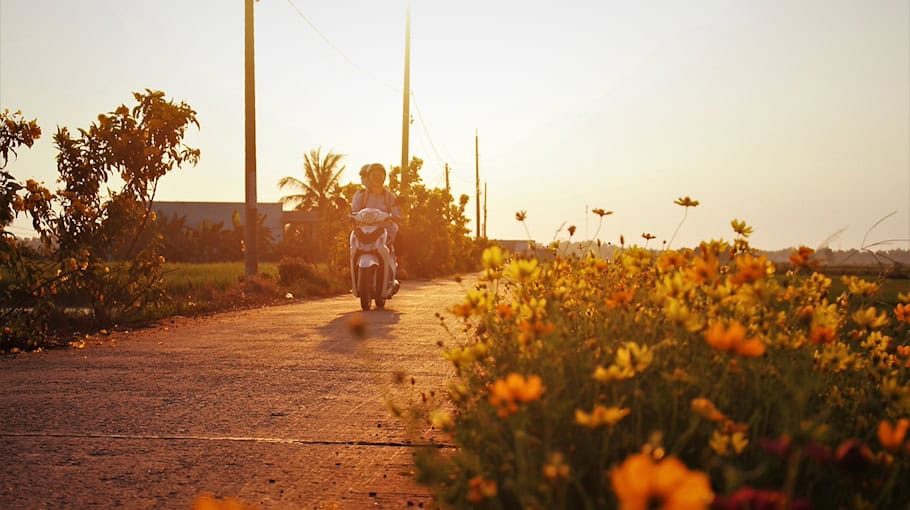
[350, 208, 400, 310]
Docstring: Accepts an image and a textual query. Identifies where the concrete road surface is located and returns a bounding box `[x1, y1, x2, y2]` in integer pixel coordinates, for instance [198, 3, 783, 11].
[0, 277, 468, 509]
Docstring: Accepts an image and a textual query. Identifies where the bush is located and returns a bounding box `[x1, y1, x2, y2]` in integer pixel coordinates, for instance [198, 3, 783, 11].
[402, 231, 910, 509]
[278, 257, 346, 297]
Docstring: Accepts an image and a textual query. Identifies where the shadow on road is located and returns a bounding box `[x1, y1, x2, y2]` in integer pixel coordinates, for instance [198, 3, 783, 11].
[315, 309, 402, 353]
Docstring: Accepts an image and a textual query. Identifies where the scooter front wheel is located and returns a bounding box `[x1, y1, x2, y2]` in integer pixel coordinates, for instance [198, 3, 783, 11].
[358, 266, 374, 311]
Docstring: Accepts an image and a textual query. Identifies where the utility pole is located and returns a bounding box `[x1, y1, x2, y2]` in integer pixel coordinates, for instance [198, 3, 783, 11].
[475, 129, 480, 240]
[400, 6, 411, 215]
[483, 180, 488, 239]
[444, 163, 450, 194]
[244, 0, 258, 277]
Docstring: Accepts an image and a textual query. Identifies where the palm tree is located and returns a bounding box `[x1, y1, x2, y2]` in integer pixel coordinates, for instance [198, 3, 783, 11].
[278, 148, 347, 261]
[277, 148, 346, 215]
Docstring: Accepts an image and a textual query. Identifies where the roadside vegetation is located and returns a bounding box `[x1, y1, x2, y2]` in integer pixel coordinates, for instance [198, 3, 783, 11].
[398, 208, 910, 509]
[1, 95, 482, 352]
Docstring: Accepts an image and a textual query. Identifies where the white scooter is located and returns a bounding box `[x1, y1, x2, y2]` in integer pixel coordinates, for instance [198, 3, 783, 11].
[350, 208, 400, 311]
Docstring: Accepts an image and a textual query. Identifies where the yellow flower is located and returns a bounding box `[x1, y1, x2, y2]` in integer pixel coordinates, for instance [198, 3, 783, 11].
[842, 275, 880, 297]
[852, 307, 889, 329]
[642, 232, 656, 241]
[504, 258, 541, 282]
[730, 219, 753, 237]
[482, 245, 506, 269]
[615, 342, 654, 373]
[878, 419, 909, 452]
[710, 430, 749, 456]
[610, 454, 713, 510]
[594, 364, 635, 382]
[592, 208, 614, 217]
[429, 409, 454, 429]
[674, 196, 700, 208]
[574, 405, 631, 428]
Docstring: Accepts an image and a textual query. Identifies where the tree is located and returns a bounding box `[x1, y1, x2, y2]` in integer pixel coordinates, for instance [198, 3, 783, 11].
[6, 90, 199, 333]
[278, 147, 347, 214]
[277, 147, 348, 261]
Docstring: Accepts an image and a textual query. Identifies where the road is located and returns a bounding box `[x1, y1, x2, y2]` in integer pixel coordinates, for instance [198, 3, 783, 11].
[0, 277, 468, 509]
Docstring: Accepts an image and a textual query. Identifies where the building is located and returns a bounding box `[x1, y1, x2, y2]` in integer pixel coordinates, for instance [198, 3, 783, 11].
[153, 201, 321, 242]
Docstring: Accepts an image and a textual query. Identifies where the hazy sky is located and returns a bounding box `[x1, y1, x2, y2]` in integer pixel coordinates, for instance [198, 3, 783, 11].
[2, 0, 908, 250]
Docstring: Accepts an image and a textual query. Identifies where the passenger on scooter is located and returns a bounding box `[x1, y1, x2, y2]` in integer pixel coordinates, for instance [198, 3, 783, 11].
[351, 163, 400, 247]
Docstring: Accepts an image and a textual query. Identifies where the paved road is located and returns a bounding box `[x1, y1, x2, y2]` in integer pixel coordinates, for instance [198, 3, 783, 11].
[0, 277, 466, 509]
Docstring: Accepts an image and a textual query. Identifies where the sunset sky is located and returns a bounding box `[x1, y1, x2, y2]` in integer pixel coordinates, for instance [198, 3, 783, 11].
[2, 0, 908, 250]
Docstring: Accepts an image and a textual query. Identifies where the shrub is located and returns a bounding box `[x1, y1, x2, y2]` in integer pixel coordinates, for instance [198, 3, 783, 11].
[403, 225, 910, 509]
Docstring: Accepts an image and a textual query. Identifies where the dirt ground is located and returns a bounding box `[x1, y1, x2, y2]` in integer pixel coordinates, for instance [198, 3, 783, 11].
[0, 277, 469, 509]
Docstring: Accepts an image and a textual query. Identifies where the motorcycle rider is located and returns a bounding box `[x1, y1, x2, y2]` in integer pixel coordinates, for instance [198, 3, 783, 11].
[351, 163, 400, 247]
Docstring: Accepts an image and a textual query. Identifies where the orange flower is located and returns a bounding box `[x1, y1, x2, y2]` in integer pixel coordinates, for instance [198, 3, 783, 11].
[467, 475, 497, 503]
[691, 397, 727, 422]
[688, 255, 719, 285]
[605, 289, 635, 308]
[789, 246, 815, 267]
[488, 373, 545, 417]
[610, 454, 713, 510]
[703, 321, 766, 357]
[808, 324, 838, 345]
[657, 251, 687, 273]
[895, 303, 910, 323]
[878, 419, 910, 452]
[730, 253, 770, 285]
[574, 405, 631, 428]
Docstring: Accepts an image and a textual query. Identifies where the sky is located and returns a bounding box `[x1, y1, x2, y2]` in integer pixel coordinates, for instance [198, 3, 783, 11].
[1, 0, 908, 251]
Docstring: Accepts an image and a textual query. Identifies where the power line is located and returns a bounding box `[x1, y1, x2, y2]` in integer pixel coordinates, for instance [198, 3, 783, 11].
[285, 0, 400, 94]
[282, 0, 458, 190]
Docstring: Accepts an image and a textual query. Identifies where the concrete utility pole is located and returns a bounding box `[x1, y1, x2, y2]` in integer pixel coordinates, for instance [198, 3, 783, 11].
[244, 0, 258, 277]
[400, 6, 411, 215]
[483, 180, 488, 239]
[475, 129, 480, 240]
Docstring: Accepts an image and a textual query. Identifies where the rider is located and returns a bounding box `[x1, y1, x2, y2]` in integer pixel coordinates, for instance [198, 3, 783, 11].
[351, 163, 401, 247]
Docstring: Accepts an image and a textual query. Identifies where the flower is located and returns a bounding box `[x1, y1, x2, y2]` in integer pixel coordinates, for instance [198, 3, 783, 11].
[691, 398, 727, 422]
[642, 232, 656, 241]
[481, 245, 506, 269]
[568, 225, 577, 236]
[674, 196, 700, 208]
[709, 430, 749, 456]
[789, 246, 815, 267]
[488, 373, 545, 417]
[515, 210, 527, 221]
[542, 452, 571, 481]
[852, 307, 889, 329]
[730, 219, 753, 237]
[467, 475, 497, 503]
[610, 454, 713, 510]
[592, 208, 613, 217]
[574, 405, 630, 428]
[703, 321, 766, 357]
[877, 418, 909, 452]
[895, 303, 910, 323]
[687, 255, 719, 285]
[730, 253, 771, 286]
